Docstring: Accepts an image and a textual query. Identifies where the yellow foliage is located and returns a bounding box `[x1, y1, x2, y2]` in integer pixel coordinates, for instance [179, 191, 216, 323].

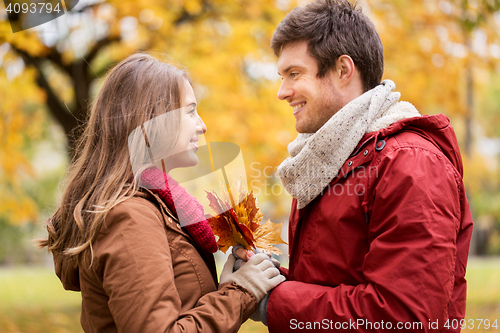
[462, 153, 500, 196]
[184, 0, 203, 15]
[1, 0, 499, 228]
[0, 192, 38, 225]
[0, 54, 43, 224]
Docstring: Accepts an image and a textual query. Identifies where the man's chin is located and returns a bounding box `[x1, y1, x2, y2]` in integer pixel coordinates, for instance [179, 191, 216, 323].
[295, 122, 317, 134]
[295, 121, 305, 133]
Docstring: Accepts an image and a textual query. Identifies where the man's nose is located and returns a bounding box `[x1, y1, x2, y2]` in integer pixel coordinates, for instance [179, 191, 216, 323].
[277, 80, 292, 101]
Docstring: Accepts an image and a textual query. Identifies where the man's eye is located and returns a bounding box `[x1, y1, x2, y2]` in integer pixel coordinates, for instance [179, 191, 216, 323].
[290, 72, 298, 78]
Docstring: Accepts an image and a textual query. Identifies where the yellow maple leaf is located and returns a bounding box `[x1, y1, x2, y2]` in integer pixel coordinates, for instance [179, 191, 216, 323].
[253, 219, 286, 255]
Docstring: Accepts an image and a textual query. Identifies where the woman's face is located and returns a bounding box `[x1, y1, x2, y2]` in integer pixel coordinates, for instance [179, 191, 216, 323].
[166, 79, 207, 170]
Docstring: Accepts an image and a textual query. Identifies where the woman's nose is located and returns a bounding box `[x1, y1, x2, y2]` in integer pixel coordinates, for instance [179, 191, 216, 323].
[197, 115, 207, 134]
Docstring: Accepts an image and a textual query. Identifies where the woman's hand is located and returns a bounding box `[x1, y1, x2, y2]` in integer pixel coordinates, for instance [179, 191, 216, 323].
[219, 253, 285, 302]
[233, 245, 255, 262]
[232, 245, 280, 270]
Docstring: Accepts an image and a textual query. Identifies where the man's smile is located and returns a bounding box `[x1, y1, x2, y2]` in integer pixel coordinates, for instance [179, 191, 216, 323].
[291, 102, 306, 115]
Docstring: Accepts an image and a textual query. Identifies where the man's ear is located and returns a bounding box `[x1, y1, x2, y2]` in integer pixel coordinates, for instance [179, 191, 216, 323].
[336, 55, 356, 87]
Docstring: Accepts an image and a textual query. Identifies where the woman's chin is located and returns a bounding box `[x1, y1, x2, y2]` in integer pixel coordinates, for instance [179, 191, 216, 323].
[185, 155, 199, 167]
[175, 154, 199, 169]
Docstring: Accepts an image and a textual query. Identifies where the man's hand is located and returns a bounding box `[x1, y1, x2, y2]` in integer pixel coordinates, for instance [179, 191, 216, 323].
[229, 245, 283, 326]
[232, 245, 281, 270]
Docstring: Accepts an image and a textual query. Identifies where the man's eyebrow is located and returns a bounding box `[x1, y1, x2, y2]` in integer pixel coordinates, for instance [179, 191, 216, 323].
[277, 64, 304, 76]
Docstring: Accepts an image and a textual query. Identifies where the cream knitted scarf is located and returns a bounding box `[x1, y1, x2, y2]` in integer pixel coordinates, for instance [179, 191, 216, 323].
[277, 80, 420, 209]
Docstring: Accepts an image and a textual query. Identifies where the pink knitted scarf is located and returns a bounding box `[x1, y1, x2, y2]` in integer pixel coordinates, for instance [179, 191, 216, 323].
[140, 167, 218, 253]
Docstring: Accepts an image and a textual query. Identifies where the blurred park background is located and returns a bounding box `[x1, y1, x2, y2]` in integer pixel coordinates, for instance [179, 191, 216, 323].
[1, 0, 500, 332]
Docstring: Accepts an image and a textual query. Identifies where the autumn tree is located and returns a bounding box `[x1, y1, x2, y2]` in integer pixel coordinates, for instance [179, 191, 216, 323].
[2, 0, 500, 252]
[0, 0, 293, 226]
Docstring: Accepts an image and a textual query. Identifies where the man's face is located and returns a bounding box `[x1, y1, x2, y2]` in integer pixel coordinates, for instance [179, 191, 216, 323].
[277, 41, 343, 133]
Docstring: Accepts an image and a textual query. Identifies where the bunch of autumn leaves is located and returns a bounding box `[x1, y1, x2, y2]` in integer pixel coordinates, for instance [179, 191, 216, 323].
[206, 179, 286, 255]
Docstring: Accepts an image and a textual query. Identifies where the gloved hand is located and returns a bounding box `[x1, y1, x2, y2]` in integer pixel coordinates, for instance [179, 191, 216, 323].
[250, 292, 270, 326]
[232, 245, 281, 270]
[220, 253, 285, 302]
[229, 245, 284, 324]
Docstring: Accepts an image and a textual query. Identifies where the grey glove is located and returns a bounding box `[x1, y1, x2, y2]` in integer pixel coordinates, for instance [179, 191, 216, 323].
[232, 245, 281, 270]
[220, 253, 285, 302]
[269, 256, 280, 269]
[250, 292, 270, 326]
[230, 245, 281, 326]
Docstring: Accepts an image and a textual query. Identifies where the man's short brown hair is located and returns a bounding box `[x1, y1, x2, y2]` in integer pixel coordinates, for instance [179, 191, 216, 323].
[271, 0, 384, 92]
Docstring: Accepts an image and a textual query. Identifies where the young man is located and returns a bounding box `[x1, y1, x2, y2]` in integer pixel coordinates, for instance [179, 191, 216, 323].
[255, 0, 473, 331]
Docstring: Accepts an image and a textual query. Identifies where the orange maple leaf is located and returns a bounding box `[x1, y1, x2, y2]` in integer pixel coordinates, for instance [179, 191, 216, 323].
[206, 180, 287, 254]
[206, 190, 255, 253]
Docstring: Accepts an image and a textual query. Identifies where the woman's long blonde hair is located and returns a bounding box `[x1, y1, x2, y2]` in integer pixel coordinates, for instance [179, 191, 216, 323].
[39, 52, 190, 266]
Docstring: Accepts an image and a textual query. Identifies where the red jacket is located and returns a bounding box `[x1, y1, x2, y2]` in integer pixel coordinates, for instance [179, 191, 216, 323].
[267, 114, 473, 332]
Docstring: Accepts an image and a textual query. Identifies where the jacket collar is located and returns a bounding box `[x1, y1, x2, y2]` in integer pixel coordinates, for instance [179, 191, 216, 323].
[136, 188, 193, 239]
[136, 188, 177, 221]
[371, 113, 463, 176]
[331, 113, 462, 185]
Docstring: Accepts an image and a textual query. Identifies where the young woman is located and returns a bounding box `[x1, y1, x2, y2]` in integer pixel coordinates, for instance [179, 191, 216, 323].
[38, 53, 284, 332]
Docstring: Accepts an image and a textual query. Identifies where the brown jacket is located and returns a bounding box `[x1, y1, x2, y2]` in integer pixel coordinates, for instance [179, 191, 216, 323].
[54, 189, 257, 332]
